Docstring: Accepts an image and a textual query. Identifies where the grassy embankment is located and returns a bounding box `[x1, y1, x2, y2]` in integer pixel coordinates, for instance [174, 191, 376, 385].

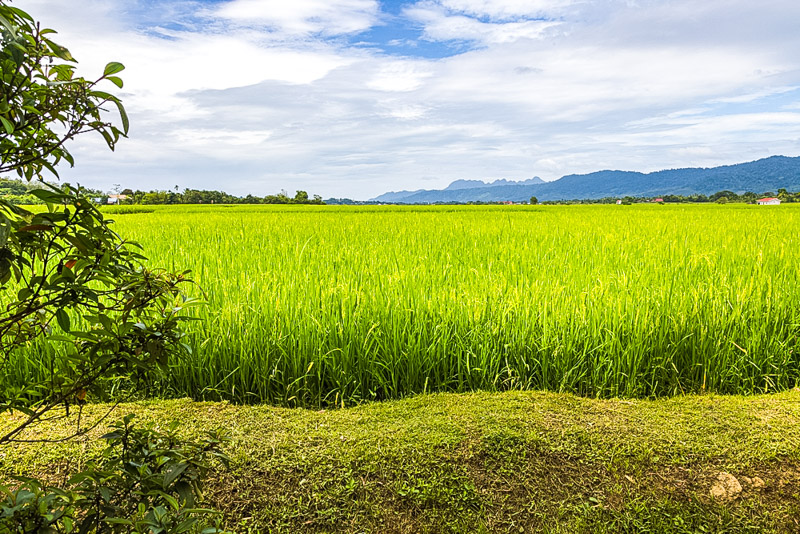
[3, 390, 800, 533]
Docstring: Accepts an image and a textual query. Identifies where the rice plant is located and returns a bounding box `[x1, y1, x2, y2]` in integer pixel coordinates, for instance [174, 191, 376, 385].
[6, 203, 800, 406]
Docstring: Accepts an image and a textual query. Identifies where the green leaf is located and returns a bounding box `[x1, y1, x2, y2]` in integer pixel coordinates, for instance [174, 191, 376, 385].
[106, 75, 124, 88]
[0, 13, 15, 35]
[45, 39, 74, 61]
[30, 189, 65, 203]
[163, 463, 188, 488]
[8, 7, 35, 22]
[98, 313, 114, 332]
[55, 308, 71, 333]
[0, 258, 11, 284]
[0, 220, 9, 248]
[175, 481, 194, 508]
[17, 287, 33, 301]
[111, 98, 129, 135]
[103, 61, 125, 76]
[41, 160, 60, 178]
[0, 116, 14, 134]
[79, 513, 99, 534]
[64, 234, 90, 253]
[99, 129, 114, 149]
[88, 90, 116, 102]
[160, 491, 180, 511]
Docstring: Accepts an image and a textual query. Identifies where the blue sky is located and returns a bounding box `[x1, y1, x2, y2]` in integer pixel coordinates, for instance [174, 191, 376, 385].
[20, 0, 800, 199]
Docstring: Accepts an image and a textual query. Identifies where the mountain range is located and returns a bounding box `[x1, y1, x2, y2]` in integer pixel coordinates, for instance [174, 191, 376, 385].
[369, 156, 800, 203]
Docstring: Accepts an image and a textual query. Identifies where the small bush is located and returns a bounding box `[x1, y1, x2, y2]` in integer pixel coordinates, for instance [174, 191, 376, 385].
[0, 415, 229, 533]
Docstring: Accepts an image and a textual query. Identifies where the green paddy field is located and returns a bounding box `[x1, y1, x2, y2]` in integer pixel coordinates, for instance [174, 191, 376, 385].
[8, 203, 800, 406]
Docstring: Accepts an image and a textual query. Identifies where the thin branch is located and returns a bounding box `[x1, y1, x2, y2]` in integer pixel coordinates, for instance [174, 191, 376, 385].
[7, 399, 124, 444]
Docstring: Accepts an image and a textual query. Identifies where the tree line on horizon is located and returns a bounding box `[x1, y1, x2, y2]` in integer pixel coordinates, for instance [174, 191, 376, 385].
[120, 187, 325, 205]
[1, 177, 798, 206]
[539, 188, 799, 205]
[0, 178, 326, 205]
[328, 189, 800, 205]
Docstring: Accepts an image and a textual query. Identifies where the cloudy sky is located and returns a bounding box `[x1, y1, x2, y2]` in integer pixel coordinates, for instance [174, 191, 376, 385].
[21, 0, 800, 199]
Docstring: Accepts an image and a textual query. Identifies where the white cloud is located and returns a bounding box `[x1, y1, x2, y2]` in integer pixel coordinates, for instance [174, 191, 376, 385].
[378, 103, 430, 120]
[426, 43, 783, 123]
[407, 7, 559, 43]
[711, 86, 798, 104]
[12, 0, 800, 200]
[129, 34, 351, 93]
[406, 1, 563, 44]
[615, 113, 800, 146]
[367, 60, 434, 92]
[172, 128, 274, 148]
[216, 0, 379, 36]
[670, 146, 714, 158]
[437, 0, 575, 19]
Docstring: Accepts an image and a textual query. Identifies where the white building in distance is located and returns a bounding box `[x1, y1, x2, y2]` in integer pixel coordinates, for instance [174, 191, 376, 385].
[107, 194, 129, 204]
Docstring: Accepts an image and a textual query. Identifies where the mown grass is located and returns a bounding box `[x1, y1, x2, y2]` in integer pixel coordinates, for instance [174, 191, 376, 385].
[6, 204, 800, 406]
[3, 390, 800, 533]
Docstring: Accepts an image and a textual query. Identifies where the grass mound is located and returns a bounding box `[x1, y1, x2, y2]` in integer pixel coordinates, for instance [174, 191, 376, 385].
[3, 390, 800, 532]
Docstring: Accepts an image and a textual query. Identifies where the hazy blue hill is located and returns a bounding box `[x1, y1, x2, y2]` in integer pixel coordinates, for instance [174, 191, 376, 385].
[371, 156, 800, 203]
[373, 177, 545, 202]
[443, 177, 544, 190]
[369, 189, 425, 202]
[444, 179, 488, 190]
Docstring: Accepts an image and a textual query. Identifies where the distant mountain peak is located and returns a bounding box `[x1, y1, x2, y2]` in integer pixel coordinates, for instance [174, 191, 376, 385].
[372, 177, 546, 202]
[444, 177, 544, 191]
[444, 179, 486, 191]
[368, 156, 800, 203]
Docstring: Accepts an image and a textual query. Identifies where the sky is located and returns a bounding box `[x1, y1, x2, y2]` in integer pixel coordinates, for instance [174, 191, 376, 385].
[18, 0, 800, 200]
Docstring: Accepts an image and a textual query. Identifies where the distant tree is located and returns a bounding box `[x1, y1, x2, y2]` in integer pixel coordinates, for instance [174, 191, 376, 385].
[294, 190, 309, 203]
[741, 191, 758, 204]
[141, 190, 169, 204]
[0, 178, 28, 195]
[529, 196, 538, 205]
[715, 196, 728, 204]
[710, 190, 735, 202]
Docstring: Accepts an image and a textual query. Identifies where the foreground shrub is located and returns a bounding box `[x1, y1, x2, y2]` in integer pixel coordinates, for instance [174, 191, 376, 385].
[0, 415, 229, 533]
